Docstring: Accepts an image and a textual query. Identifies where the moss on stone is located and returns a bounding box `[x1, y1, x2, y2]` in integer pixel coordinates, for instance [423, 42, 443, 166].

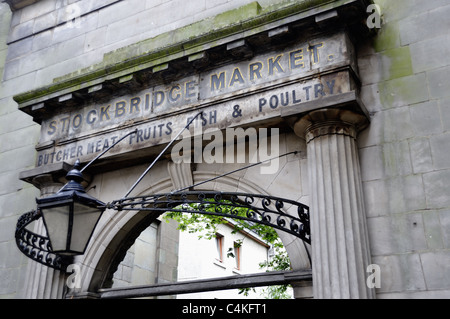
[373, 21, 400, 53]
[383, 46, 413, 80]
[371, 0, 417, 109]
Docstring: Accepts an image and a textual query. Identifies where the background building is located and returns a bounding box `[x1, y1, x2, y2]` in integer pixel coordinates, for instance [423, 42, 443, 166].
[107, 220, 275, 299]
[176, 221, 273, 299]
[0, 0, 450, 299]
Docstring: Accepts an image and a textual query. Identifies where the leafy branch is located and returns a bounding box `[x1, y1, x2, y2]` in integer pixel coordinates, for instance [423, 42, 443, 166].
[163, 200, 293, 298]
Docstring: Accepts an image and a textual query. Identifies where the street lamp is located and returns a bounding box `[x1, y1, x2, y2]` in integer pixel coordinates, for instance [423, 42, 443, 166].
[36, 160, 105, 256]
[15, 128, 141, 268]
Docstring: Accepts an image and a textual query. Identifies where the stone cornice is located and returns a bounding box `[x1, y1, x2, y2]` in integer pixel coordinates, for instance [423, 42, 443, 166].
[13, 0, 374, 123]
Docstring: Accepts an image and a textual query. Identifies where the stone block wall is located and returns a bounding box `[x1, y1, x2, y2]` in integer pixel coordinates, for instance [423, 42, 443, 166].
[358, 0, 450, 298]
[0, 2, 40, 298]
[2, 0, 280, 88]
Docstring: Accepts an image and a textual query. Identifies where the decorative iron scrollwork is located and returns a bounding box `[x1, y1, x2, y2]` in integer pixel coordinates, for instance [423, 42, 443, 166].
[108, 191, 310, 244]
[15, 210, 65, 270]
[16, 192, 310, 270]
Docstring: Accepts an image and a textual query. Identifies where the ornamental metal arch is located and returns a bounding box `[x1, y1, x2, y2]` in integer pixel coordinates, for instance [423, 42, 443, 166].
[16, 190, 310, 271]
[109, 191, 310, 242]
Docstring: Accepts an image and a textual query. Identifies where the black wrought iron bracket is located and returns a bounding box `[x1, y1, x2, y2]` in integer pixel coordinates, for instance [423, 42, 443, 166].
[15, 191, 310, 270]
[108, 191, 311, 244]
[15, 210, 67, 270]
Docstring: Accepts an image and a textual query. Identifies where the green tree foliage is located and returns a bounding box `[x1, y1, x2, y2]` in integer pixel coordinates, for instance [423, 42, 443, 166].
[163, 200, 292, 298]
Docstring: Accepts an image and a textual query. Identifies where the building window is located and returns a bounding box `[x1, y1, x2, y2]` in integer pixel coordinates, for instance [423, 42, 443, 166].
[215, 233, 224, 262]
[233, 241, 241, 271]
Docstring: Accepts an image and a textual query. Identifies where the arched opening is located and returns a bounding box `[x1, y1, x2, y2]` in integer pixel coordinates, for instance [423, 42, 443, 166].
[76, 171, 312, 299]
[100, 191, 311, 298]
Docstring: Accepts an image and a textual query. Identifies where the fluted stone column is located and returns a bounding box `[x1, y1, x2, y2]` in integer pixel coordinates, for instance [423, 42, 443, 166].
[294, 109, 374, 299]
[21, 175, 67, 299]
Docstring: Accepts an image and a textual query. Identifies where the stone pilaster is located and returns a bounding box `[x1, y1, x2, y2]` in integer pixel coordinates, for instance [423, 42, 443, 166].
[21, 174, 67, 299]
[294, 109, 373, 299]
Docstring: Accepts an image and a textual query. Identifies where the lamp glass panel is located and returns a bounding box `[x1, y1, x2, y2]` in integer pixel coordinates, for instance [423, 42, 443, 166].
[70, 203, 103, 253]
[41, 206, 70, 252]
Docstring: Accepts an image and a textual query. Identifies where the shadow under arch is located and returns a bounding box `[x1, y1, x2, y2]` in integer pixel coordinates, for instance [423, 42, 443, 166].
[78, 171, 311, 296]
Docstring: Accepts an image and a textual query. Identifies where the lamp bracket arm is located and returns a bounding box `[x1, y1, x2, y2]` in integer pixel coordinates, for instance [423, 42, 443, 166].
[80, 128, 138, 173]
[123, 111, 204, 198]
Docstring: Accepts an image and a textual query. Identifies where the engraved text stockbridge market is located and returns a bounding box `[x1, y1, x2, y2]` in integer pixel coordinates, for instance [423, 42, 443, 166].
[36, 32, 353, 167]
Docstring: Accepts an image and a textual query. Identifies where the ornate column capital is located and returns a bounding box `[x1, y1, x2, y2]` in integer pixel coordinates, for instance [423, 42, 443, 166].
[31, 174, 64, 198]
[293, 108, 369, 143]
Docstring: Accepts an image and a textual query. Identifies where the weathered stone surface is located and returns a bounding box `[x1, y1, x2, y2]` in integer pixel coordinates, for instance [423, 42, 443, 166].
[3, 0, 450, 300]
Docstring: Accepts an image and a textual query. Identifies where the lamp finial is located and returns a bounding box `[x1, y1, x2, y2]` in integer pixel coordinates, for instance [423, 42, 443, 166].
[62, 159, 84, 192]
